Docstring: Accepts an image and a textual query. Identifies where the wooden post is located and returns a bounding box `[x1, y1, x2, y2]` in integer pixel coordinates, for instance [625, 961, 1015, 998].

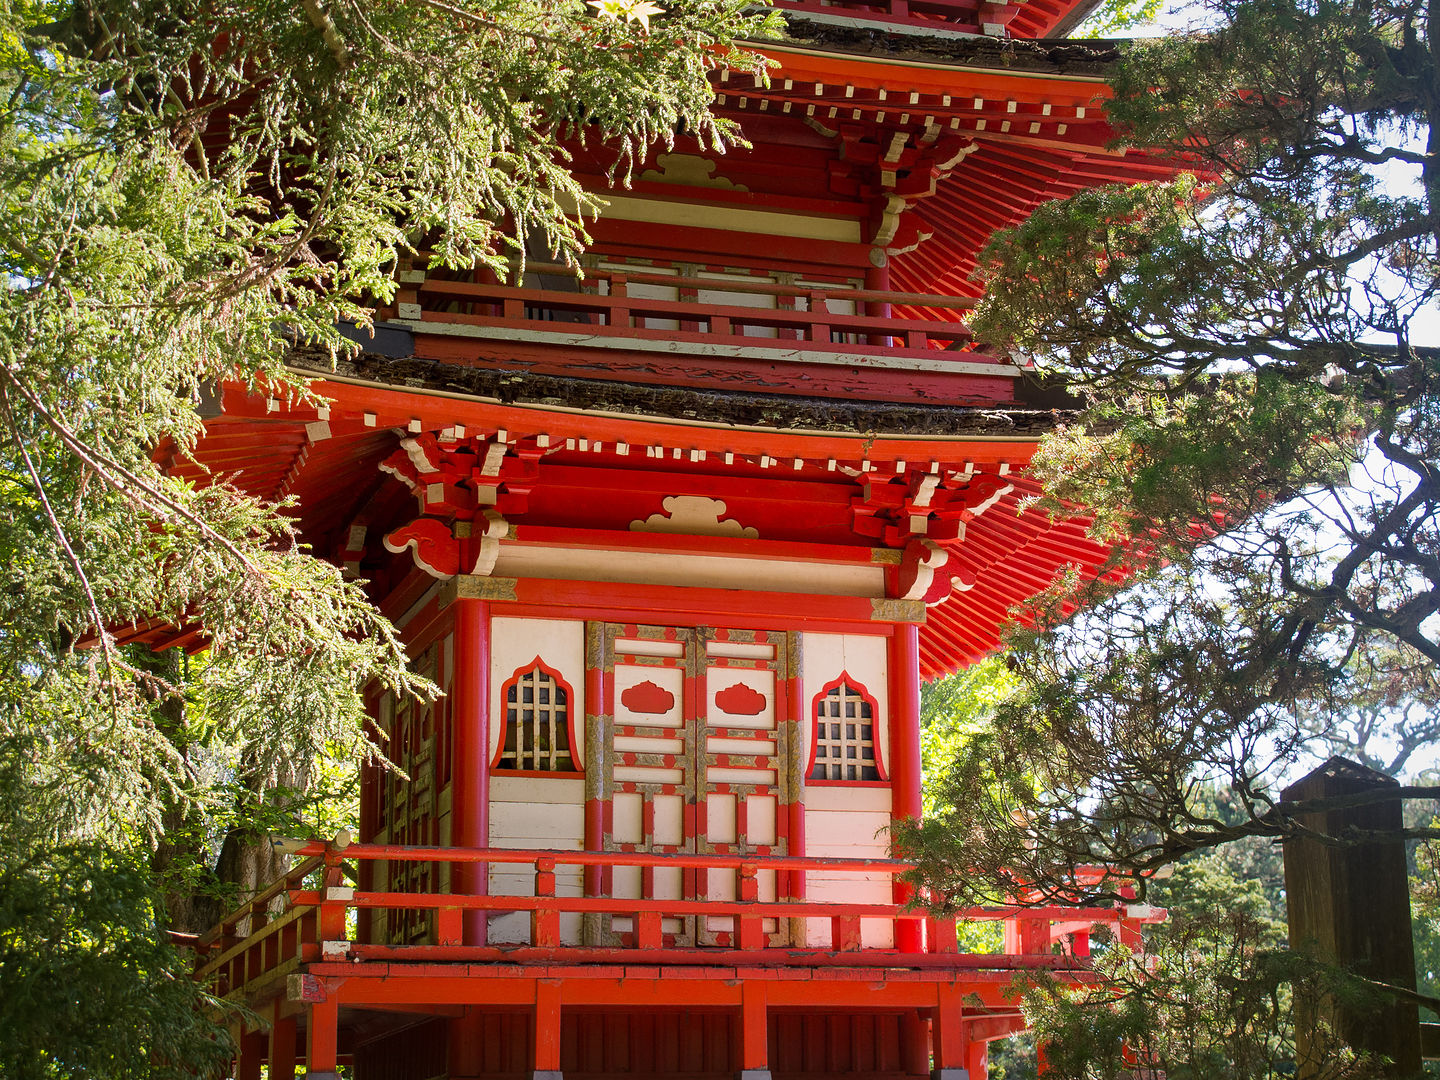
[931, 984, 967, 1080]
[1283, 756, 1420, 1077]
[305, 997, 339, 1080]
[738, 982, 770, 1080]
[237, 1028, 265, 1080]
[449, 1008, 486, 1080]
[269, 1001, 298, 1080]
[451, 597, 490, 945]
[889, 624, 924, 952]
[534, 979, 564, 1080]
[901, 1010, 930, 1077]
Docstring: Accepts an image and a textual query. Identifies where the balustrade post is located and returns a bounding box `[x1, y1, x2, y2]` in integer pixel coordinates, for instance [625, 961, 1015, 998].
[807, 291, 832, 343]
[831, 915, 862, 952]
[533, 857, 560, 947]
[925, 913, 958, 954]
[608, 275, 630, 329]
[737, 863, 764, 950]
[317, 837, 351, 960]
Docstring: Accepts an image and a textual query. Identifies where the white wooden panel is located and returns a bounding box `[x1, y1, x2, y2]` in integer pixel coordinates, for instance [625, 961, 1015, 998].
[615, 736, 684, 754]
[708, 767, 774, 785]
[707, 793, 737, 844]
[615, 638, 685, 657]
[805, 785, 891, 814]
[490, 777, 586, 805]
[706, 641, 776, 660]
[747, 794, 777, 845]
[708, 737, 775, 755]
[614, 766, 684, 784]
[804, 808, 891, 857]
[489, 617, 586, 767]
[489, 800, 584, 843]
[707, 667, 775, 729]
[653, 794, 684, 846]
[612, 792, 644, 845]
[613, 664, 685, 728]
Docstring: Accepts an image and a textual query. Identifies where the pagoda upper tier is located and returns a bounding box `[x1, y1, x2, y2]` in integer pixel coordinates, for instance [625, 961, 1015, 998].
[143, 23, 1176, 680]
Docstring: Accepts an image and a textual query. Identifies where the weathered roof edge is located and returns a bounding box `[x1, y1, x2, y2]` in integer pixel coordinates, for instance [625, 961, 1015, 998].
[764, 14, 1129, 77]
[290, 348, 1081, 439]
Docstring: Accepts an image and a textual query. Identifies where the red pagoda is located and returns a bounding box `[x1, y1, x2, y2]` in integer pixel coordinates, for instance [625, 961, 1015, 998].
[176, 4, 1175, 1076]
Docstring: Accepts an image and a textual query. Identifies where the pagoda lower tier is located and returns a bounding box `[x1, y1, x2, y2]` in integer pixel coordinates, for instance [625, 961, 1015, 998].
[168, 372, 1159, 1080]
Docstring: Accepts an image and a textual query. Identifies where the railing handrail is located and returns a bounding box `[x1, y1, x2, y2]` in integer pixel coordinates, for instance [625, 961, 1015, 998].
[417, 258, 981, 312]
[410, 280, 975, 339]
[324, 842, 918, 873]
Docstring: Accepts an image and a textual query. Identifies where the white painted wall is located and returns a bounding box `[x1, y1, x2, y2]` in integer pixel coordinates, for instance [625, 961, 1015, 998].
[798, 633, 894, 947]
[486, 617, 588, 945]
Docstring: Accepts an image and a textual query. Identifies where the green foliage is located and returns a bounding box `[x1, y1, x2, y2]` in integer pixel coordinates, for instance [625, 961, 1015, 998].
[0, 0, 777, 1066]
[0, 745, 231, 1079]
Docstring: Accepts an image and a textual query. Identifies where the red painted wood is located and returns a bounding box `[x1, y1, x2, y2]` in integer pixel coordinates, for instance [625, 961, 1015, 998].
[741, 984, 768, 1069]
[451, 598, 490, 945]
[307, 998, 339, 1074]
[535, 980, 563, 1071]
[932, 984, 967, 1070]
[888, 624, 924, 953]
[270, 1001, 298, 1080]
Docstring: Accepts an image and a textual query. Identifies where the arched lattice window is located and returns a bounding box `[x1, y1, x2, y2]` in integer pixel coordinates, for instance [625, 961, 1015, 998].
[808, 677, 883, 783]
[497, 662, 576, 773]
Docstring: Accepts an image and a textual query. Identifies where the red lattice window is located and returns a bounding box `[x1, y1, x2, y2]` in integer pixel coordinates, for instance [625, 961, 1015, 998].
[496, 662, 577, 773]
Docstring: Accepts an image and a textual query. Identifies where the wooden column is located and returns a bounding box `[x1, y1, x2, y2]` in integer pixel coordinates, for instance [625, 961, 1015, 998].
[305, 998, 339, 1080]
[237, 1028, 265, 1080]
[964, 1039, 987, 1080]
[269, 1001, 298, 1080]
[534, 979, 563, 1080]
[1283, 757, 1420, 1077]
[451, 596, 491, 946]
[448, 1008, 486, 1080]
[738, 983, 771, 1080]
[901, 1010, 930, 1077]
[889, 623, 924, 953]
[931, 984, 967, 1080]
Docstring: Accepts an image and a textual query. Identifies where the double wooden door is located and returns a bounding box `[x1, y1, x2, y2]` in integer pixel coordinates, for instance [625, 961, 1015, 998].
[587, 623, 796, 947]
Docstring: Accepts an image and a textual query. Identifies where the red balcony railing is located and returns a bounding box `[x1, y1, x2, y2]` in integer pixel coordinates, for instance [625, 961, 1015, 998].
[380, 262, 1012, 374]
[192, 839, 1165, 1001]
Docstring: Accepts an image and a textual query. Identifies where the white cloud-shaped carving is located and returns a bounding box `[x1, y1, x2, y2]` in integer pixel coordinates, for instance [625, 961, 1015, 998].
[630, 495, 759, 539]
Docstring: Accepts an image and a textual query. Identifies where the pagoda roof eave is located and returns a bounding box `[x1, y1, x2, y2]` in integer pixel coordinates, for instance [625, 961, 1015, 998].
[292, 349, 1076, 443]
[754, 16, 1130, 80]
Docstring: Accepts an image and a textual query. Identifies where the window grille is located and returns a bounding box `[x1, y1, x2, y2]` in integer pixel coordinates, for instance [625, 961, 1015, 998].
[500, 665, 574, 772]
[809, 681, 879, 782]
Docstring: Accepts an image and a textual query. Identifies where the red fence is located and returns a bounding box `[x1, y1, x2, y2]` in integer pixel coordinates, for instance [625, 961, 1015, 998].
[381, 262, 1004, 369]
[192, 839, 1165, 999]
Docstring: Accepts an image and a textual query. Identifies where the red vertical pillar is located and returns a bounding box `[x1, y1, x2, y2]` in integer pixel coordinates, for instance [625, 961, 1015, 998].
[451, 596, 490, 945]
[534, 979, 563, 1079]
[269, 1001, 298, 1080]
[889, 623, 924, 953]
[964, 1039, 988, 1080]
[931, 985, 967, 1080]
[306, 998, 339, 1079]
[900, 1010, 929, 1077]
[237, 1028, 264, 1080]
[738, 983, 771, 1080]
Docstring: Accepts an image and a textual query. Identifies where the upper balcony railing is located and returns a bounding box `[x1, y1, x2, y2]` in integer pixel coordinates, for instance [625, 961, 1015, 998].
[191, 838, 1165, 1001]
[376, 261, 1016, 377]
